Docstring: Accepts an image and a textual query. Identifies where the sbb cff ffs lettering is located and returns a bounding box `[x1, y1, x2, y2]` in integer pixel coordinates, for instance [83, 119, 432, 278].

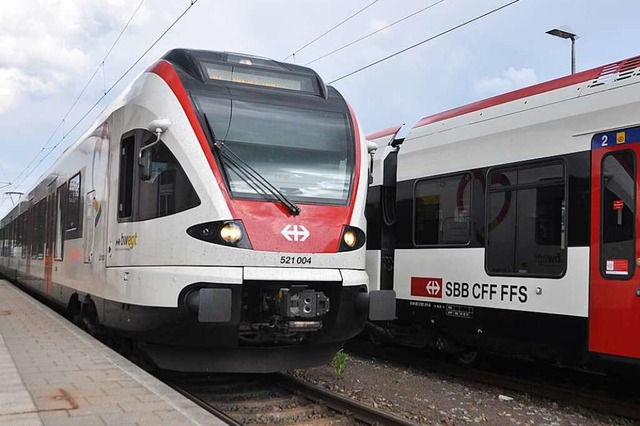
[445, 282, 527, 303]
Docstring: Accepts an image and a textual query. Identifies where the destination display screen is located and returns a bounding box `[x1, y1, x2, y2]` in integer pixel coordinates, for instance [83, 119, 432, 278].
[201, 62, 319, 93]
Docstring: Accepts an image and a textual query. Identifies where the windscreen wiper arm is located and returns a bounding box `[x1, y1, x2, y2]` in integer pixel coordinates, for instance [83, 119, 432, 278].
[203, 115, 301, 216]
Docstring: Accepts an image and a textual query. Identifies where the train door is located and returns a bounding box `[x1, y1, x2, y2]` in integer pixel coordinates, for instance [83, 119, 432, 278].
[44, 184, 56, 295]
[84, 191, 96, 264]
[85, 122, 110, 297]
[589, 126, 640, 359]
[106, 131, 136, 268]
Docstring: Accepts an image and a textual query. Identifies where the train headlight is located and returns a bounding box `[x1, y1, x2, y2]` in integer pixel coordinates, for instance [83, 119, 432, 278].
[220, 223, 242, 243]
[338, 226, 366, 252]
[343, 230, 357, 248]
[186, 220, 252, 249]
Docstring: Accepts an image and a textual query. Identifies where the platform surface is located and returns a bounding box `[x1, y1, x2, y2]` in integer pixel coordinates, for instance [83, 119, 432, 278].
[0, 280, 226, 425]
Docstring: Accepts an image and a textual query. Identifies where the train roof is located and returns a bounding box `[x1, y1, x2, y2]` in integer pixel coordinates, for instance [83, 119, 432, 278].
[366, 125, 403, 142]
[163, 48, 322, 80]
[162, 48, 329, 98]
[413, 54, 640, 130]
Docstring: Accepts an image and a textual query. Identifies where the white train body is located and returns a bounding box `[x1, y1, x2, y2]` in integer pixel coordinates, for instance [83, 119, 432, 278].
[367, 55, 640, 366]
[0, 49, 394, 372]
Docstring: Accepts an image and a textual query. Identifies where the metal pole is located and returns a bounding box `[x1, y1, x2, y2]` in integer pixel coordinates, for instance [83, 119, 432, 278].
[571, 37, 576, 74]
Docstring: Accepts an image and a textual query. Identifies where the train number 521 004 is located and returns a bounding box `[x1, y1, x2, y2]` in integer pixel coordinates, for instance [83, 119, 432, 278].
[280, 256, 312, 265]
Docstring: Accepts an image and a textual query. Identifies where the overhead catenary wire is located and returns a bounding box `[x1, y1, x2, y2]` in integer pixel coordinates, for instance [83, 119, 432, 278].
[305, 0, 445, 66]
[10, 0, 146, 188]
[0, 161, 11, 184]
[8, 0, 201, 198]
[282, 0, 381, 62]
[328, 0, 520, 84]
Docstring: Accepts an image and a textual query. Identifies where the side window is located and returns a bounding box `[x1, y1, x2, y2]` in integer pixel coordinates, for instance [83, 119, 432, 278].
[601, 151, 635, 279]
[135, 131, 200, 221]
[15, 214, 23, 250]
[55, 184, 66, 260]
[116, 131, 200, 222]
[486, 162, 566, 277]
[3, 225, 7, 257]
[31, 200, 46, 259]
[66, 173, 83, 239]
[21, 213, 28, 258]
[118, 136, 135, 220]
[414, 173, 472, 246]
[9, 220, 15, 258]
[3, 226, 7, 257]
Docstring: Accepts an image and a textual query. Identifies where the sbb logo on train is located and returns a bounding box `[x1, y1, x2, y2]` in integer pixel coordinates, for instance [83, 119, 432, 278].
[412, 277, 528, 303]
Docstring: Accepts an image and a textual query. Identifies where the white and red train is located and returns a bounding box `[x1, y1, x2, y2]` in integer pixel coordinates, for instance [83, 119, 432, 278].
[0, 49, 394, 372]
[366, 54, 640, 369]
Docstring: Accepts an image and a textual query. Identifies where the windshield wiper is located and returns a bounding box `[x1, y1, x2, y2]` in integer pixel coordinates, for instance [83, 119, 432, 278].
[203, 114, 301, 216]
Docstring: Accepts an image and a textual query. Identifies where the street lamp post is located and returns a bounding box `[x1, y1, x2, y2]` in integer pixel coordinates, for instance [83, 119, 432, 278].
[546, 27, 578, 74]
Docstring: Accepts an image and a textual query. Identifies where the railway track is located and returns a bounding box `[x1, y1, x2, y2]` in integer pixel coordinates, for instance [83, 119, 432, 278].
[346, 339, 640, 422]
[165, 372, 420, 426]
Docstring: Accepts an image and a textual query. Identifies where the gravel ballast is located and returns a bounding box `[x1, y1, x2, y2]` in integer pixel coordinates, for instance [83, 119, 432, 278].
[290, 355, 636, 425]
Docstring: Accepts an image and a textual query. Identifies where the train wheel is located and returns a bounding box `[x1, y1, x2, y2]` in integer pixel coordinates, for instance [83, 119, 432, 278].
[74, 297, 100, 337]
[368, 329, 387, 347]
[456, 350, 480, 367]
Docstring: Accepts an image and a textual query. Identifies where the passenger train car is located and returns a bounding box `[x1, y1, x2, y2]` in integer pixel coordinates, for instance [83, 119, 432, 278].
[366, 55, 640, 369]
[0, 49, 394, 372]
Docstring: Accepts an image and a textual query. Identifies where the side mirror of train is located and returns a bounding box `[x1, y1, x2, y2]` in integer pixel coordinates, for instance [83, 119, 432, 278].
[139, 118, 171, 181]
[148, 117, 171, 135]
[139, 149, 152, 181]
[367, 141, 378, 184]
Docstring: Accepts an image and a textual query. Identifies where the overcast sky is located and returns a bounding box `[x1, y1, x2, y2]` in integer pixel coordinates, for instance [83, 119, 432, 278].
[1, 0, 638, 215]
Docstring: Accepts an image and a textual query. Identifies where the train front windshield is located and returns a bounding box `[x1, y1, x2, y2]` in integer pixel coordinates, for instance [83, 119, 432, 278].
[197, 95, 355, 205]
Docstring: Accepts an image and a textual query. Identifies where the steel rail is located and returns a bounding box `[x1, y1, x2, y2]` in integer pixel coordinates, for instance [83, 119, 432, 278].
[168, 382, 243, 426]
[276, 373, 421, 426]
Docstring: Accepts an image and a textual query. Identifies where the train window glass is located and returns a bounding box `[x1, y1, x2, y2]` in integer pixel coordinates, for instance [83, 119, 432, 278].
[29, 207, 36, 257]
[14, 218, 20, 248]
[601, 151, 635, 279]
[136, 134, 200, 221]
[414, 174, 472, 245]
[9, 221, 15, 258]
[197, 96, 355, 205]
[2, 226, 7, 257]
[4, 225, 9, 257]
[38, 201, 46, 259]
[21, 214, 27, 258]
[201, 62, 319, 94]
[518, 163, 564, 186]
[66, 173, 82, 239]
[486, 162, 566, 277]
[31, 200, 46, 259]
[118, 136, 135, 220]
[54, 184, 66, 260]
[3, 224, 9, 257]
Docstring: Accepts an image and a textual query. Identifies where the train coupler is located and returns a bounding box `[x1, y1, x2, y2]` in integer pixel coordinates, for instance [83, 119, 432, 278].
[276, 286, 330, 319]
